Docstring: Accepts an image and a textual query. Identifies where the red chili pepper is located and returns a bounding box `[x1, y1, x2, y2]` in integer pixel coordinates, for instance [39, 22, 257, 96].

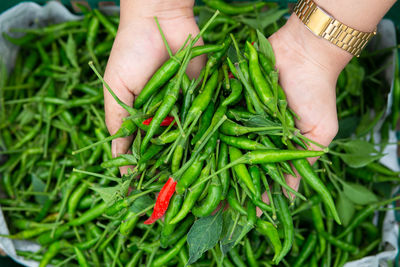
[142, 116, 175, 126]
[228, 71, 235, 79]
[144, 177, 177, 224]
[251, 41, 255, 46]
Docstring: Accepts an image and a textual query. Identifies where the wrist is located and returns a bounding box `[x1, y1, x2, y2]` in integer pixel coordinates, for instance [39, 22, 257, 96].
[271, 14, 352, 76]
[314, 0, 396, 33]
[120, 0, 195, 25]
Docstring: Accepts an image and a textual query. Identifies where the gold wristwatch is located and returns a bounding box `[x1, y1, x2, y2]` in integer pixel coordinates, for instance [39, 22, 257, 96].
[293, 0, 376, 57]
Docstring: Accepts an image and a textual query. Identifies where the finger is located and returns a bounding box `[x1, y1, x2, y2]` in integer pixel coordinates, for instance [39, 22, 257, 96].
[157, 17, 206, 79]
[284, 118, 338, 198]
[103, 72, 135, 168]
[113, 145, 134, 176]
[256, 192, 271, 217]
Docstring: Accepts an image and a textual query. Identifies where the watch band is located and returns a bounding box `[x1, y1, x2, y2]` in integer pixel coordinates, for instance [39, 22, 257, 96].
[293, 0, 376, 57]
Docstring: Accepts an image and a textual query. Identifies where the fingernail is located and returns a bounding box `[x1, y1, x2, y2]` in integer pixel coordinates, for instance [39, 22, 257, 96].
[111, 139, 118, 158]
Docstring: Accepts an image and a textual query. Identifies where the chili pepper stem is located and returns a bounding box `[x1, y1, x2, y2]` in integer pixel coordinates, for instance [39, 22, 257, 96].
[165, 112, 202, 164]
[171, 108, 185, 138]
[88, 61, 135, 115]
[72, 133, 122, 154]
[154, 17, 173, 58]
[72, 169, 121, 183]
[174, 115, 227, 179]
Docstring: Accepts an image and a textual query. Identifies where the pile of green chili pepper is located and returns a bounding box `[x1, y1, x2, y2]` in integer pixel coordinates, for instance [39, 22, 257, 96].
[0, 1, 399, 267]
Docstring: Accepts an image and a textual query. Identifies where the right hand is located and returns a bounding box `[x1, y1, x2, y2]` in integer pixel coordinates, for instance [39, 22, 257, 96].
[103, 0, 204, 174]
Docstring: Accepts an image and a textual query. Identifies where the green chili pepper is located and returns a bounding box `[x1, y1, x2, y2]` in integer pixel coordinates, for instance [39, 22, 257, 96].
[249, 166, 262, 199]
[203, 0, 266, 15]
[199, 132, 219, 161]
[163, 215, 194, 248]
[170, 163, 211, 224]
[228, 246, 247, 267]
[126, 250, 143, 267]
[138, 144, 164, 171]
[68, 178, 94, 220]
[391, 72, 400, 129]
[259, 136, 295, 176]
[184, 70, 219, 129]
[191, 102, 215, 145]
[192, 157, 222, 217]
[171, 142, 185, 174]
[2, 172, 14, 199]
[151, 129, 180, 145]
[217, 141, 231, 199]
[320, 231, 358, 253]
[200, 38, 231, 91]
[141, 48, 192, 153]
[134, 38, 222, 108]
[273, 189, 294, 264]
[245, 238, 259, 267]
[2, 32, 36, 46]
[74, 246, 90, 267]
[246, 41, 276, 115]
[222, 78, 243, 106]
[2, 227, 51, 240]
[39, 240, 70, 267]
[120, 210, 140, 236]
[226, 188, 247, 215]
[176, 155, 204, 194]
[219, 119, 281, 136]
[229, 146, 257, 195]
[93, 9, 117, 37]
[292, 232, 318, 267]
[338, 195, 400, 239]
[36, 225, 70, 246]
[73, 119, 137, 154]
[256, 219, 282, 263]
[160, 194, 184, 247]
[151, 236, 187, 267]
[220, 133, 269, 150]
[287, 141, 341, 224]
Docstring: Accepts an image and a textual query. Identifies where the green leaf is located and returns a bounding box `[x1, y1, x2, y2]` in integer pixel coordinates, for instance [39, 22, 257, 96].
[339, 153, 383, 168]
[258, 8, 287, 29]
[256, 29, 275, 66]
[91, 179, 131, 204]
[66, 33, 79, 69]
[344, 61, 364, 96]
[235, 114, 280, 128]
[119, 154, 137, 165]
[198, 8, 214, 29]
[220, 211, 253, 255]
[129, 191, 153, 213]
[132, 130, 141, 160]
[336, 139, 384, 168]
[238, 8, 287, 31]
[355, 108, 385, 137]
[31, 173, 48, 205]
[90, 185, 119, 204]
[237, 17, 260, 31]
[342, 181, 378, 205]
[187, 212, 223, 264]
[335, 116, 360, 139]
[336, 191, 355, 227]
[227, 49, 238, 65]
[339, 139, 377, 155]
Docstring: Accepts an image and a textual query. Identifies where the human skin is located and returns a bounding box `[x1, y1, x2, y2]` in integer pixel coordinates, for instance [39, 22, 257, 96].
[269, 0, 396, 197]
[103, 0, 396, 184]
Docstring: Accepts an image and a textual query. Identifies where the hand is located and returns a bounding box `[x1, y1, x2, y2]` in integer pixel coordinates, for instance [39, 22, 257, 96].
[103, 0, 204, 174]
[268, 14, 353, 195]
